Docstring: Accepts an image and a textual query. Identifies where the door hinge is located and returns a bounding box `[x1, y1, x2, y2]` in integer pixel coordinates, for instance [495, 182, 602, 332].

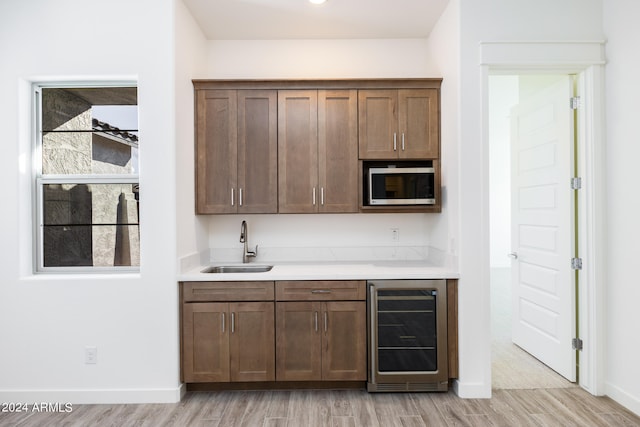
[572, 338, 583, 351]
[571, 257, 583, 270]
[571, 177, 582, 190]
[570, 96, 581, 110]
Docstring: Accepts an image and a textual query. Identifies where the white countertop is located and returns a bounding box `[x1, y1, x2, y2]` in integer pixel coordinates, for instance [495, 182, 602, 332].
[178, 261, 459, 282]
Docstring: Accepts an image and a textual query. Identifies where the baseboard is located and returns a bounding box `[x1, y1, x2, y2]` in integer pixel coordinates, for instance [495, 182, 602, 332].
[606, 382, 640, 417]
[0, 385, 184, 404]
[451, 379, 492, 398]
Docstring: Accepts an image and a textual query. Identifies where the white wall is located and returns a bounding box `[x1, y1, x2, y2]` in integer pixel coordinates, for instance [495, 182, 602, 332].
[0, 0, 180, 403]
[603, 0, 640, 415]
[425, 0, 461, 267]
[175, 0, 209, 262]
[458, 0, 604, 398]
[202, 39, 440, 79]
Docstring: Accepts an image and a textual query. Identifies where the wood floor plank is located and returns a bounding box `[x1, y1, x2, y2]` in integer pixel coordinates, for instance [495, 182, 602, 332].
[487, 390, 544, 427]
[308, 389, 332, 427]
[330, 390, 354, 417]
[429, 390, 490, 426]
[370, 393, 401, 427]
[286, 389, 313, 426]
[331, 415, 357, 427]
[408, 393, 451, 427]
[217, 391, 252, 427]
[399, 415, 427, 427]
[263, 416, 288, 427]
[599, 412, 640, 427]
[263, 390, 290, 419]
[235, 390, 272, 427]
[543, 388, 619, 427]
[344, 389, 380, 427]
[197, 391, 234, 421]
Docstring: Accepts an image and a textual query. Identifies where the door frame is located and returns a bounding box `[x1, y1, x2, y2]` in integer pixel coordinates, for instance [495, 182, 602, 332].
[481, 41, 606, 395]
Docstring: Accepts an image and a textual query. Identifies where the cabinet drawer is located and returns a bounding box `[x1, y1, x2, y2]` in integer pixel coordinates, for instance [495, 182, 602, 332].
[182, 282, 275, 302]
[276, 281, 365, 301]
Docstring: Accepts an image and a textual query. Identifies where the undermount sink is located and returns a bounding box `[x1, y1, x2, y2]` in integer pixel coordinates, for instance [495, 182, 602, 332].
[201, 265, 273, 274]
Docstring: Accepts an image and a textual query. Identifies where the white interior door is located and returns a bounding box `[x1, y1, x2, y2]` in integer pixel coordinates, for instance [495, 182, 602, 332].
[510, 76, 576, 381]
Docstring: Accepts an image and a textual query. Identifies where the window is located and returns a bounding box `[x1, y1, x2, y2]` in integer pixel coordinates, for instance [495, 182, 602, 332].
[34, 84, 139, 272]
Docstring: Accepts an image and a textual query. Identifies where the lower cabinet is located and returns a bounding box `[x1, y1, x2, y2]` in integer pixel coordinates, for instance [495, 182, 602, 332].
[180, 279, 455, 386]
[276, 300, 366, 381]
[275, 280, 367, 381]
[182, 301, 275, 383]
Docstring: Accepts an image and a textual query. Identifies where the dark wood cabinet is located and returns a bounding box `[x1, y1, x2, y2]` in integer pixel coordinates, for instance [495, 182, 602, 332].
[359, 89, 439, 160]
[181, 282, 275, 383]
[275, 281, 367, 381]
[195, 89, 277, 214]
[182, 302, 229, 382]
[277, 90, 319, 213]
[318, 90, 359, 213]
[193, 79, 441, 214]
[278, 90, 358, 213]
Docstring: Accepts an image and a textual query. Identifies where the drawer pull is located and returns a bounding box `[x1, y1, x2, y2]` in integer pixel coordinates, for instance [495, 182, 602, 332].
[311, 290, 331, 294]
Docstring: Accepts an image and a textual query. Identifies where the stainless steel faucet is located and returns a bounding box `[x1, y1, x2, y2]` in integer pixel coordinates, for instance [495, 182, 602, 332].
[239, 220, 258, 263]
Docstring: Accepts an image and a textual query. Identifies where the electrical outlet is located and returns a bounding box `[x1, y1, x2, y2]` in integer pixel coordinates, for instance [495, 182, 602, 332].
[85, 346, 97, 364]
[390, 228, 399, 242]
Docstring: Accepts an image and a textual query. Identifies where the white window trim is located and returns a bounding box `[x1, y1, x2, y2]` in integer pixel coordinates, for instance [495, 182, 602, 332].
[33, 81, 139, 274]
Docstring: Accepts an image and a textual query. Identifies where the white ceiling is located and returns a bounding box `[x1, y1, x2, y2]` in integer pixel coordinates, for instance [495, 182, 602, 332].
[182, 0, 450, 40]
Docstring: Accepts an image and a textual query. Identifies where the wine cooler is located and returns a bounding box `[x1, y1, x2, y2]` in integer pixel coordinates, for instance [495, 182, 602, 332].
[367, 279, 448, 392]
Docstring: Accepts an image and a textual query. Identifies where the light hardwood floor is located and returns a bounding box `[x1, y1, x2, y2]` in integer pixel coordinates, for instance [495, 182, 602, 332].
[1, 388, 639, 426]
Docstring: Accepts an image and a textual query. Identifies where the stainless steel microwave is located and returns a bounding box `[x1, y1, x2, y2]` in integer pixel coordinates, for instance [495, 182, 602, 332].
[368, 166, 435, 205]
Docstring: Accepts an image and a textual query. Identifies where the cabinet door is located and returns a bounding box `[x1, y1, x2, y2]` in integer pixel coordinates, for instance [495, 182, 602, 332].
[229, 302, 275, 382]
[276, 301, 322, 381]
[398, 89, 439, 159]
[322, 301, 367, 380]
[278, 90, 319, 213]
[318, 90, 359, 213]
[237, 90, 278, 213]
[195, 90, 237, 214]
[358, 90, 398, 159]
[182, 302, 230, 382]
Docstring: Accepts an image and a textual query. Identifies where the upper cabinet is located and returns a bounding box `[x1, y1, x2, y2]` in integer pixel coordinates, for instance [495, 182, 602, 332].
[193, 79, 441, 214]
[278, 90, 358, 214]
[359, 89, 439, 160]
[195, 89, 278, 214]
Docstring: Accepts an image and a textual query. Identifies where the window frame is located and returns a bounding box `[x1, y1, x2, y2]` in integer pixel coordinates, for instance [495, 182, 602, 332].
[33, 81, 140, 274]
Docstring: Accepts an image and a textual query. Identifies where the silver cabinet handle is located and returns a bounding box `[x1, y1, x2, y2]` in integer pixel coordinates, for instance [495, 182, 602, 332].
[239, 188, 243, 207]
[314, 311, 318, 332]
[393, 133, 397, 151]
[312, 188, 316, 206]
[324, 311, 328, 333]
[508, 252, 518, 259]
[321, 187, 324, 206]
[231, 188, 235, 206]
[231, 312, 236, 333]
[221, 312, 225, 333]
[402, 133, 405, 151]
[311, 289, 331, 294]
